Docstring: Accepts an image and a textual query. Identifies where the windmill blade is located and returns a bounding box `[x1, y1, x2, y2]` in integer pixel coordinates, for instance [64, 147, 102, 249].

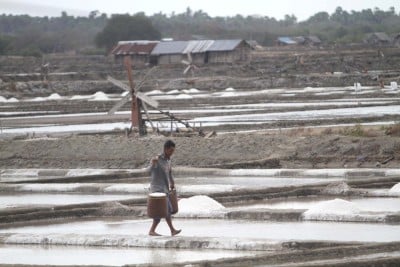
[181, 59, 190, 65]
[107, 76, 159, 109]
[107, 76, 131, 92]
[187, 52, 192, 63]
[183, 65, 192, 75]
[135, 91, 159, 108]
[108, 93, 131, 115]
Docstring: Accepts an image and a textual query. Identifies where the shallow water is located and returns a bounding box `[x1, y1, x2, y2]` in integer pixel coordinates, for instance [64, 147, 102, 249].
[176, 176, 341, 188]
[1, 218, 399, 243]
[0, 194, 140, 208]
[0, 244, 254, 266]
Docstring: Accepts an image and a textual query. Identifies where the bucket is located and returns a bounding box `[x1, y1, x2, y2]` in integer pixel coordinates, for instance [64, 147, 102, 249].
[169, 189, 178, 214]
[147, 192, 168, 218]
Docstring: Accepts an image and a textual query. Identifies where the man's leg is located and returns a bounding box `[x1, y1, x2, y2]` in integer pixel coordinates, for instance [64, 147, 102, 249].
[149, 218, 161, 236]
[166, 216, 181, 236]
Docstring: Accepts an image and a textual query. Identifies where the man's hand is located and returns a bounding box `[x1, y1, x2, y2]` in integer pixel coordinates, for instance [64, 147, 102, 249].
[151, 157, 158, 166]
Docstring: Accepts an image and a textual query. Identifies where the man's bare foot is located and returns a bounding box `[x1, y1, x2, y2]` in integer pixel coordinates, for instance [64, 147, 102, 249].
[171, 229, 181, 236]
[149, 231, 161, 236]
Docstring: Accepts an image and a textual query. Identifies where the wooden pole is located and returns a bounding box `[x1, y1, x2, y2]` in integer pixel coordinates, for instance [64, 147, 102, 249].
[123, 56, 145, 135]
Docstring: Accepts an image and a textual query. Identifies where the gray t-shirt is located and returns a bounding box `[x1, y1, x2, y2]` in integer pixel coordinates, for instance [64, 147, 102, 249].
[149, 153, 174, 193]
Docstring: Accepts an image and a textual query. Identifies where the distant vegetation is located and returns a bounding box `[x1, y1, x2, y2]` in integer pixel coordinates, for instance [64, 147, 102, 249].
[0, 6, 399, 56]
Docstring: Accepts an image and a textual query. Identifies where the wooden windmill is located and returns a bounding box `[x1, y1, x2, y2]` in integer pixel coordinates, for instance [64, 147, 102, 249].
[107, 56, 159, 135]
[107, 56, 202, 136]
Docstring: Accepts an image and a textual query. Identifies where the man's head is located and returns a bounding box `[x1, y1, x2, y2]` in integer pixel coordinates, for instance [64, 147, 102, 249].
[164, 140, 175, 158]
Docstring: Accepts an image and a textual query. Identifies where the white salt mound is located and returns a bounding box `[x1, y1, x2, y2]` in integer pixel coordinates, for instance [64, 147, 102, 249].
[389, 183, 400, 195]
[91, 91, 110, 101]
[183, 88, 200, 94]
[0, 96, 7, 102]
[225, 87, 235, 91]
[47, 93, 62, 100]
[7, 97, 19, 102]
[302, 198, 361, 221]
[178, 195, 225, 216]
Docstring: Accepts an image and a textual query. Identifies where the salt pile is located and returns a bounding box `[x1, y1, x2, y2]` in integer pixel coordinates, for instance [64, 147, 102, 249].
[302, 198, 362, 221]
[225, 87, 235, 91]
[177, 195, 226, 217]
[47, 93, 62, 100]
[0, 95, 19, 103]
[389, 183, 400, 196]
[183, 88, 200, 94]
[7, 97, 19, 103]
[90, 91, 110, 101]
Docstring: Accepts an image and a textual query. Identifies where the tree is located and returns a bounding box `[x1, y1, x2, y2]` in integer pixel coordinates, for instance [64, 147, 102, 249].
[0, 35, 12, 54]
[95, 13, 161, 52]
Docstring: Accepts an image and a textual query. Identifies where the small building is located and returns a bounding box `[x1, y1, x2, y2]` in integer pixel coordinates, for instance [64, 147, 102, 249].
[151, 39, 252, 65]
[150, 41, 189, 65]
[206, 39, 252, 63]
[110, 40, 159, 65]
[364, 32, 392, 46]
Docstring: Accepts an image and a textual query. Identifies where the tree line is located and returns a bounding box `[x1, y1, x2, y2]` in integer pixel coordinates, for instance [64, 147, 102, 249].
[0, 6, 399, 56]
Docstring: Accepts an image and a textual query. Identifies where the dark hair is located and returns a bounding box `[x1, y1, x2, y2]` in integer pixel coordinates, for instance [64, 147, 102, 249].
[164, 140, 175, 149]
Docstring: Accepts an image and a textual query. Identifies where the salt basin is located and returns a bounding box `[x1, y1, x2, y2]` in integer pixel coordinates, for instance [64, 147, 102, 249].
[177, 195, 226, 217]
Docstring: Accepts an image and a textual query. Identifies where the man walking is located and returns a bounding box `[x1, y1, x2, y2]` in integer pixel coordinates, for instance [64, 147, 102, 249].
[148, 140, 181, 236]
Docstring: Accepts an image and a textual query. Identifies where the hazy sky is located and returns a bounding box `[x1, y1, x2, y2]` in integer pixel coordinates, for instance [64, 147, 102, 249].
[1, 0, 399, 21]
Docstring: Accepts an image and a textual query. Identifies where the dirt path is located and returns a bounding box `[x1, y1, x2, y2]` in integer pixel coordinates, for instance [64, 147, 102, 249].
[1, 129, 399, 169]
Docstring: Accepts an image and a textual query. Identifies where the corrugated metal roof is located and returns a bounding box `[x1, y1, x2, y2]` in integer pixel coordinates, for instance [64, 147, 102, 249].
[207, 39, 243, 51]
[151, 41, 189, 55]
[110, 41, 159, 55]
[277, 37, 297, 45]
[183, 40, 215, 54]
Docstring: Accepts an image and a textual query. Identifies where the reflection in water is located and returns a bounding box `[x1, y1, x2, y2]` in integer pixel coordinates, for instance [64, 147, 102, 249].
[0, 245, 254, 266]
